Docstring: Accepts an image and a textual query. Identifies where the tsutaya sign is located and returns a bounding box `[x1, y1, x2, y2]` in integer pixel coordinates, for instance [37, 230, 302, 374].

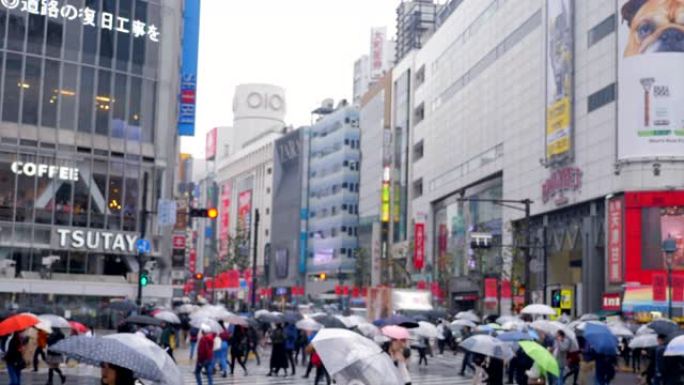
[0, 0, 160, 43]
[11, 161, 78, 181]
[54, 229, 139, 254]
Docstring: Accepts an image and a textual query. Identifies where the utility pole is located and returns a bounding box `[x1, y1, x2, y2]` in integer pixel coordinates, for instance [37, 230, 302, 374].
[251, 209, 260, 309]
[136, 172, 149, 308]
[523, 199, 532, 305]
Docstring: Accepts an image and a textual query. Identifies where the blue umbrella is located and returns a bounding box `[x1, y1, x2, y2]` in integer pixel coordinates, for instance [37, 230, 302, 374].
[497, 331, 536, 342]
[584, 323, 618, 356]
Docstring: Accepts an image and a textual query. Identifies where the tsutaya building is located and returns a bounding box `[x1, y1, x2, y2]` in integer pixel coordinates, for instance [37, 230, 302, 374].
[0, 0, 188, 315]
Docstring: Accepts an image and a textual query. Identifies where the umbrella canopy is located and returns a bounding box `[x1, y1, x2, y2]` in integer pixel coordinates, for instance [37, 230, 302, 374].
[455, 311, 480, 323]
[311, 328, 382, 375]
[192, 305, 233, 321]
[107, 300, 138, 313]
[608, 323, 634, 338]
[584, 323, 618, 356]
[224, 315, 249, 327]
[283, 311, 302, 324]
[153, 311, 181, 325]
[256, 311, 285, 324]
[497, 331, 536, 342]
[496, 315, 521, 325]
[35, 320, 53, 334]
[124, 315, 164, 327]
[373, 314, 419, 329]
[346, 315, 367, 327]
[313, 314, 347, 329]
[665, 335, 684, 356]
[460, 334, 514, 361]
[382, 325, 410, 340]
[176, 304, 198, 314]
[519, 340, 560, 377]
[531, 320, 579, 351]
[629, 334, 659, 349]
[334, 352, 403, 385]
[52, 334, 182, 385]
[189, 317, 222, 333]
[68, 321, 89, 334]
[667, 330, 684, 343]
[0, 313, 40, 336]
[451, 319, 478, 329]
[414, 321, 439, 339]
[356, 322, 381, 338]
[579, 313, 601, 322]
[296, 318, 323, 331]
[636, 324, 656, 336]
[647, 319, 679, 336]
[335, 315, 355, 328]
[39, 314, 70, 329]
[521, 304, 555, 316]
[501, 320, 527, 331]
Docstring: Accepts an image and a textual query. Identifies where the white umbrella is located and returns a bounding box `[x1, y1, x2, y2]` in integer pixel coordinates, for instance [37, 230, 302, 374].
[608, 323, 634, 338]
[579, 313, 601, 321]
[664, 335, 684, 356]
[356, 322, 381, 338]
[636, 324, 656, 336]
[451, 319, 477, 329]
[496, 315, 521, 325]
[312, 328, 387, 376]
[455, 311, 480, 323]
[154, 311, 181, 324]
[347, 315, 367, 327]
[531, 320, 579, 351]
[333, 352, 403, 385]
[414, 321, 439, 339]
[501, 320, 526, 331]
[521, 304, 555, 316]
[335, 315, 355, 328]
[35, 320, 53, 334]
[629, 334, 659, 349]
[176, 304, 197, 314]
[296, 318, 323, 332]
[223, 315, 249, 327]
[189, 317, 222, 333]
[460, 334, 514, 361]
[39, 314, 70, 329]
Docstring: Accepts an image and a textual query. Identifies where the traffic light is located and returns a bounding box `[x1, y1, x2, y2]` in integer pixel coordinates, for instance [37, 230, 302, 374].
[319, 273, 327, 280]
[194, 272, 204, 280]
[189, 208, 219, 219]
[551, 289, 561, 308]
[140, 270, 149, 287]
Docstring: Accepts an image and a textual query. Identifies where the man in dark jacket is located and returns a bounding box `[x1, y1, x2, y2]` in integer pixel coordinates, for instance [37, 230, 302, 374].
[194, 327, 215, 385]
[284, 323, 298, 375]
[160, 323, 175, 361]
[4, 332, 26, 385]
[459, 326, 475, 376]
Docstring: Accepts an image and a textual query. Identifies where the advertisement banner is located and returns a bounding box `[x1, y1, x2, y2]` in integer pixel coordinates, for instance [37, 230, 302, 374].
[618, 0, 684, 159]
[501, 279, 512, 299]
[178, 0, 201, 136]
[414, 223, 425, 270]
[237, 190, 252, 258]
[545, 0, 574, 161]
[673, 275, 684, 302]
[206, 127, 217, 160]
[219, 182, 232, 259]
[653, 273, 667, 302]
[607, 196, 624, 284]
[602, 293, 622, 311]
[484, 278, 498, 302]
[370, 27, 386, 78]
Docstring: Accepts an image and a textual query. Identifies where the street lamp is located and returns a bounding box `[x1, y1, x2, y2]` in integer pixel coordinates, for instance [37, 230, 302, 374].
[662, 235, 677, 319]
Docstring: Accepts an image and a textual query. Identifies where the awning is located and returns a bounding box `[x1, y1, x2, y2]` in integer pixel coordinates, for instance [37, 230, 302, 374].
[622, 286, 683, 313]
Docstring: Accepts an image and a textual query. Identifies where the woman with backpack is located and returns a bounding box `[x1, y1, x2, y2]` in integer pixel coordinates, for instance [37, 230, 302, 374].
[267, 323, 289, 377]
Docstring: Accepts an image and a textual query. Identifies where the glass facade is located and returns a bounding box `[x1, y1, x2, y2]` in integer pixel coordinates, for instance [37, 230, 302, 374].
[0, 0, 169, 279]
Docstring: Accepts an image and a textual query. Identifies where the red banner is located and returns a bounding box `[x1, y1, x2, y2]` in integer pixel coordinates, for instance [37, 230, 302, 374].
[484, 278, 498, 302]
[352, 287, 360, 298]
[416, 280, 427, 290]
[431, 282, 443, 299]
[673, 275, 684, 302]
[219, 182, 232, 259]
[607, 197, 623, 284]
[361, 287, 368, 298]
[501, 279, 512, 299]
[653, 273, 667, 302]
[414, 223, 425, 270]
[189, 249, 197, 273]
[343, 286, 349, 296]
[335, 285, 342, 296]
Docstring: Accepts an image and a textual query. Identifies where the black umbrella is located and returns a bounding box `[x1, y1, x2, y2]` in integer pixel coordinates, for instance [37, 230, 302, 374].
[283, 311, 302, 323]
[377, 314, 419, 329]
[648, 319, 679, 336]
[109, 300, 138, 313]
[667, 330, 684, 343]
[313, 315, 347, 329]
[124, 315, 164, 327]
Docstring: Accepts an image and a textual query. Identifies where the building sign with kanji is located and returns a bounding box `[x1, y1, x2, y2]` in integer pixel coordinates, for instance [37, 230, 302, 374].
[1, 0, 160, 42]
[607, 196, 624, 284]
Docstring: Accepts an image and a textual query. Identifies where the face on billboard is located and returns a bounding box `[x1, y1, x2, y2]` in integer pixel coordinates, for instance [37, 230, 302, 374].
[618, 0, 684, 159]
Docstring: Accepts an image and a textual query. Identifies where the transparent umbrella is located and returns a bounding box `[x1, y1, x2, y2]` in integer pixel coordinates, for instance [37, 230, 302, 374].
[414, 321, 439, 339]
[460, 334, 514, 361]
[333, 352, 403, 385]
[296, 318, 323, 332]
[455, 311, 480, 323]
[39, 314, 71, 329]
[189, 317, 222, 333]
[629, 334, 658, 349]
[312, 328, 385, 376]
[356, 323, 380, 338]
[153, 311, 181, 325]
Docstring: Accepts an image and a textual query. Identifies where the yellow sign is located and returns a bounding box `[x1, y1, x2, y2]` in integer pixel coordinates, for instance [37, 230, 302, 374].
[560, 289, 573, 310]
[546, 97, 571, 156]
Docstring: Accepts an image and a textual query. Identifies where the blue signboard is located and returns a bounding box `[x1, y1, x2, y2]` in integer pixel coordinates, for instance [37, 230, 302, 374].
[178, 0, 201, 136]
[136, 239, 151, 254]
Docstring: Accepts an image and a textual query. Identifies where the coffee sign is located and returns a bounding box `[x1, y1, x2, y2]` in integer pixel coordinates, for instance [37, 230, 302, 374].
[54, 229, 139, 254]
[11, 161, 78, 181]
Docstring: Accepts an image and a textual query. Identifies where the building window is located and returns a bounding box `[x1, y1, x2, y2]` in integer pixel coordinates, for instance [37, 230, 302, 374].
[413, 140, 424, 162]
[267, 167, 272, 174]
[265, 229, 269, 237]
[413, 178, 423, 199]
[266, 208, 270, 215]
[588, 14, 616, 47]
[415, 65, 426, 88]
[587, 83, 616, 113]
[266, 187, 271, 194]
[414, 102, 425, 124]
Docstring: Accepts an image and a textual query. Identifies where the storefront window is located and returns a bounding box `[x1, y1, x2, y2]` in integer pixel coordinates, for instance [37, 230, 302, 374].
[107, 161, 124, 230]
[34, 177, 54, 224]
[81, 0, 98, 65]
[95, 70, 112, 135]
[3, 53, 23, 123]
[68, 252, 87, 274]
[62, 1, 81, 61]
[59, 63, 78, 130]
[26, 12, 45, 55]
[78, 66, 95, 133]
[72, 175, 91, 228]
[642, 207, 684, 270]
[22, 56, 42, 125]
[15, 156, 37, 224]
[123, 167, 139, 231]
[41, 60, 60, 128]
[54, 181, 73, 226]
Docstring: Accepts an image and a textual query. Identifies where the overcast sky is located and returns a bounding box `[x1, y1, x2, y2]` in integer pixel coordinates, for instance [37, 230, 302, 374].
[180, 0, 400, 158]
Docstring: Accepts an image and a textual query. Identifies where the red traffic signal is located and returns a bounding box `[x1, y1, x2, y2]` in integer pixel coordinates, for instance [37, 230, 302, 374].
[194, 272, 204, 280]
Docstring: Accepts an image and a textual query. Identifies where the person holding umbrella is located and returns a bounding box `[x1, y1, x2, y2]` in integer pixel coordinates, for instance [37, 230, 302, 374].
[4, 331, 26, 385]
[459, 325, 476, 376]
[195, 325, 215, 385]
[285, 322, 298, 375]
[32, 327, 48, 372]
[267, 323, 289, 376]
[45, 327, 66, 385]
[101, 362, 137, 385]
[159, 322, 176, 361]
[552, 330, 571, 385]
[229, 324, 248, 376]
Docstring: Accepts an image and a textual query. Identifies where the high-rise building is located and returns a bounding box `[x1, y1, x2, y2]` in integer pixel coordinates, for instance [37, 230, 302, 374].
[352, 55, 370, 106]
[0, 0, 188, 317]
[395, 0, 439, 63]
[306, 100, 360, 296]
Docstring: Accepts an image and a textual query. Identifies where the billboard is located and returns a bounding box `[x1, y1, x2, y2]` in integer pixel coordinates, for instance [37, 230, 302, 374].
[237, 190, 252, 258]
[414, 223, 425, 270]
[370, 27, 386, 79]
[607, 196, 624, 284]
[206, 127, 217, 160]
[178, 0, 201, 136]
[618, 0, 684, 159]
[545, 0, 574, 162]
[219, 182, 231, 259]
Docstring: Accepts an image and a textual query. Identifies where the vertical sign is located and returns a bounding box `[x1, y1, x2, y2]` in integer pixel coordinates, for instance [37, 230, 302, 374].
[501, 279, 512, 299]
[484, 278, 498, 302]
[206, 127, 217, 160]
[618, 0, 684, 160]
[607, 196, 624, 284]
[237, 190, 252, 259]
[219, 182, 231, 259]
[653, 273, 667, 302]
[178, 0, 201, 136]
[545, 0, 574, 162]
[370, 27, 386, 79]
[414, 223, 425, 270]
[673, 275, 684, 303]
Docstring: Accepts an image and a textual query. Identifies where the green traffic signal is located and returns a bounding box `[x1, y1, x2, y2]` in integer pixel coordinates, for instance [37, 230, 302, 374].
[140, 272, 149, 287]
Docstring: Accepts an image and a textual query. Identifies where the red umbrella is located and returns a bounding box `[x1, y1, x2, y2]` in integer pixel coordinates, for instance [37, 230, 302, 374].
[0, 313, 40, 336]
[69, 321, 89, 335]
